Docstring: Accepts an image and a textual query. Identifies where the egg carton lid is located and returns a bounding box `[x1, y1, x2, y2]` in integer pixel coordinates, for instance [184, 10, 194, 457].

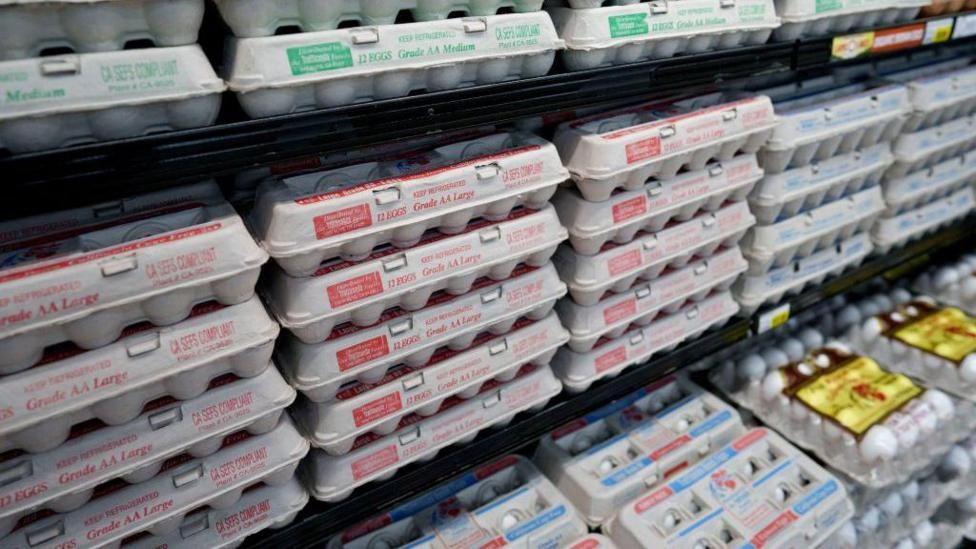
[891, 116, 976, 164]
[775, 0, 926, 21]
[873, 187, 976, 249]
[901, 65, 976, 114]
[883, 150, 976, 209]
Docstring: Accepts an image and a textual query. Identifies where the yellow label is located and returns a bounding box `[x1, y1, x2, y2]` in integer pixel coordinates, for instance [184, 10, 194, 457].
[893, 308, 976, 363]
[794, 357, 922, 436]
[831, 32, 874, 60]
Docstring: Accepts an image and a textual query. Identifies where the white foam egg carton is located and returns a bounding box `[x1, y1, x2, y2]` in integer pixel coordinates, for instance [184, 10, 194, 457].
[294, 312, 568, 454]
[553, 154, 762, 255]
[900, 65, 976, 133]
[603, 427, 854, 549]
[748, 143, 892, 225]
[887, 115, 976, 179]
[276, 263, 565, 400]
[553, 94, 776, 201]
[557, 247, 746, 352]
[882, 150, 976, 215]
[0, 202, 268, 375]
[125, 477, 308, 549]
[759, 83, 910, 174]
[915, 255, 976, 316]
[553, 200, 755, 306]
[251, 132, 567, 276]
[0, 45, 223, 153]
[772, 0, 926, 41]
[872, 187, 975, 254]
[552, 290, 740, 392]
[263, 205, 567, 343]
[0, 369, 295, 538]
[223, 12, 563, 117]
[534, 374, 745, 526]
[549, 0, 779, 72]
[741, 185, 885, 275]
[734, 232, 873, 314]
[304, 363, 561, 502]
[1, 416, 310, 549]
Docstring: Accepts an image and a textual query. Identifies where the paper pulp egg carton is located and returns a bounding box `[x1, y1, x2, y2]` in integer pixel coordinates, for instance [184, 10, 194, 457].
[264, 205, 567, 344]
[887, 115, 976, 179]
[552, 290, 740, 392]
[558, 247, 746, 352]
[304, 363, 561, 502]
[748, 143, 893, 225]
[882, 150, 976, 215]
[534, 374, 746, 526]
[872, 187, 976, 254]
[734, 232, 873, 314]
[915, 255, 976, 316]
[0, 369, 296, 538]
[554, 154, 762, 255]
[2, 416, 309, 549]
[0, 45, 223, 153]
[759, 83, 910, 174]
[554, 200, 755, 305]
[549, 0, 779, 72]
[223, 12, 563, 118]
[293, 313, 568, 454]
[554, 94, 776, 202]
[741, 185, 885, 275]
[772, 0, 926, 41]
[251, 132, 567, 276]
[897, 65, 976, 133]
[0, 202, 268, 376]
[603, 427, 855, 549]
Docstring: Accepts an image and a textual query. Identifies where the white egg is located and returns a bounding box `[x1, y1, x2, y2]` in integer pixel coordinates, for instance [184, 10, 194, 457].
[874, 294, 895, 313]
[886, 413, 919, 449]
[958, 494, 976, 513]
[921, 390, 955, 422]
[891, 288, 913, 305]
[932, 267, 960, 290]
[912, 520, 934, 546]
[823, 420, 845, 440]
[798, 328, 824, 351]
[824, 341, 852, 355]
[859, 299, 882, 318]
[960, 355, 976, 384]
[904, 400, 938, 435]
[835, 305, 862, 331]
[900, 480, 920, 502]
[860, 317, 885, 343]
[893, 539, 915, 549]
[761, 348, 790, 370]
[736, 354, 768, 382]
[858, 507, 881, 531]
[940, 446, 972, 480]
[779, 338, 806, 362]
[923, 351, 946, 371]
[916, 295, 938, 307]
[832, 521, 858, 548]
[859, 425, 898, 462]
[879, 492, 904, 518]
[961, 276, 976, 301]
[761, 371, 787, 401]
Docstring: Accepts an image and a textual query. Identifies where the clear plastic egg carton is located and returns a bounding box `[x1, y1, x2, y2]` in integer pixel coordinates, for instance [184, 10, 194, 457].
[553, 94, 776, 202]
[772, 0, 926, 41]
[554, 200, 755, 305]
[759, 82, 910, 174]
[603, 427, 855, 549]
[896, 66, 976, 134]
[223, 12, 563, 117]
[251, 132, 568, 276]
[748, 143, 892, 225]
[734, 232, 873, 314]
[0, 202, 267, 375]
[914, 254, 976, 316]
[276, 263, 565, 399]
[557, 247, 746, 352]
[741, 185, 885, 275]
[264, 206, 567, 344]
[548, 0, 779, 72]
[293, 313, 568, 454]
[888, 521, 963, 549]
[534, 374, 745, 526]
[872, 187, 976, 254]
[0, 369, 295, 538]
[303, 363, 562, 502]
[1, 416, 309, 549]
[882, 150, 976, 216]
[887, 115, 976, 180]
[552, 290, 740, 392]
[0, 45, 223, 154]
[125, 478, 309, 549]
[553, 154, 762, 254]
[941, 493, 976, 541]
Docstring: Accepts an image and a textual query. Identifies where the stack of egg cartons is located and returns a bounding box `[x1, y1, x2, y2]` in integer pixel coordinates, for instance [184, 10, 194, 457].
[216, 0, 565, 117]
[773, 0, 925, 41]
[249, 131, 570, 503]
[916, 254, 976, 317]
[0, 182, 311, 549]
[0, 0, 223, 153]
[548, 93, 775, 392]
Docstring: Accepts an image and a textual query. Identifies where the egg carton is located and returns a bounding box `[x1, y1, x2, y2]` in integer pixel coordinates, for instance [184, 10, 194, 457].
[552, 290, 740, 392]
[250, 132, 568, 276]
[749, 143, 892, 225]
[882, 150, 976, 216]
[554, 200, 755, 306]
[2, 416, 310, 549]
[553, 154, 762, 255]
[887, 115, 976, 179]
[557, 247, 746, 352]
[943, 492, 976, 540]
[276, 263, 565, 400]
[920, 0, 976, 15]
[263, 205, 567, 344]
[294, 312, 568, 454]
[734, 232, 873, 314]
[872, 187, 976, 254]
[886, 521, 963, 549]
[0, 369, 296, 538]
[0, 298, 278, 454]
[741, 185, 885, 275]
[899, 66, 976, 133]
[224, 12, 563, 118]
[0, 45, 223, 154]
[534, 374, 746, 526]
[772, 0, 926, 41]
[759, 83, 910, 174]
[549, 0, 779, 72]
[553, 94, 776, 202]
[833, 477, 951, 549]
[914, 255, 976, 316]
[603, 427, 854, 549]
[304, 363, 561, 502]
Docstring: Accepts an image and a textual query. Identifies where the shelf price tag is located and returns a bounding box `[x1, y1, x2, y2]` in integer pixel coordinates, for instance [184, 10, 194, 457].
[870, 23, 925, 53]
[832, 32, 874, 60]
[755, 303, 790, 334]
[954, 12, 976, 38]
[924, 18, 955, 44]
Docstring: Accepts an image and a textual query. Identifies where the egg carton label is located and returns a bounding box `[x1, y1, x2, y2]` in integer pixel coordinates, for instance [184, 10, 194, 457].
[885, 305, 976, 364]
